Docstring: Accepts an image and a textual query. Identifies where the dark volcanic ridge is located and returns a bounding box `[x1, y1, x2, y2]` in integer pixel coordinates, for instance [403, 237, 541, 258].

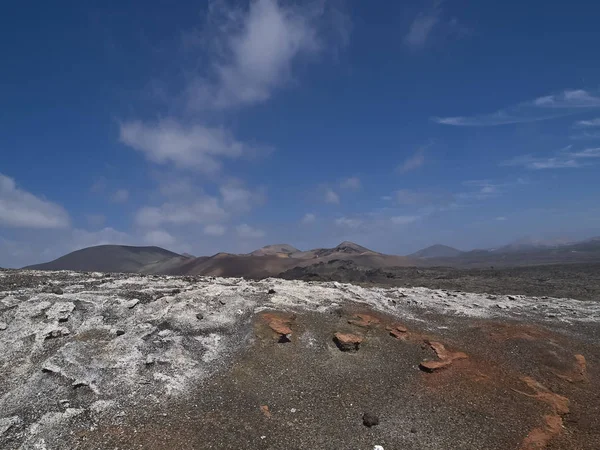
[21, 236, 600, 283]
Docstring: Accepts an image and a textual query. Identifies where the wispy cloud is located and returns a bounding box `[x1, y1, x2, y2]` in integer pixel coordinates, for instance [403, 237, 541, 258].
[397, 145, 427, 173]
[390, 215, 419, 225]
[143, 229, 176, 247]
[434, 89, 600, 126]
[574, 118, 600, 128]
[501, 147, 600, 170]
[135, 195, 227, 228]
[236, 223, 265, 238]
[111, 189, 129, 203]
[403, 1, 466, 50]
[404, 4, 441, 49]
[301, 212, 316, 224]
[570, 131, 600, 140]
[324, 188, 340, 204]
[204, 224, 226, 236]
[339, 176, 361, 190]
[0, 173, 70, 229]
[335, 217, 362, 228]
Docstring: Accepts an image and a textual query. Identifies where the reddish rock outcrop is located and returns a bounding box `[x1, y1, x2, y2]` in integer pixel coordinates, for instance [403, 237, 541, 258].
[333, 332, 363, 352]
[419, 340, 468, 373]
[514, 376, 570, 449]
[261, 313, 294, 343]
[348, 314, 380, 328]
[386, 324, 408, 339]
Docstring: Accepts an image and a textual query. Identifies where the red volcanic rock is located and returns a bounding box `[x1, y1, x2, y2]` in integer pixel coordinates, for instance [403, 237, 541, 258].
[348, 314, 380, 328]
[386, 324, 408, 339]
[333, 332, 363, 352]
[261, 313, 293, 343]
[419, 360, 453, 373]
[260, 405, 271, 418]
[419, 340, 468, 373]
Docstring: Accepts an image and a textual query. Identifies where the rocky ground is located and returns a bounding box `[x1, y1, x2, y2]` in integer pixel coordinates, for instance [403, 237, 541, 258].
[279, 261, 600, 301]
[1, 269, 599, 449]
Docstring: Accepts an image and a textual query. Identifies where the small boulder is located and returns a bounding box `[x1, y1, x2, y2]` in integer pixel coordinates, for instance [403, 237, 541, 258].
[268, 289, 276, 295]
[196, 313, 204, 320]
[362, 412, 379, 427]
[0, 322, 7, 331]
[333, 332, 363, 352]
[51, 286, 63, 295]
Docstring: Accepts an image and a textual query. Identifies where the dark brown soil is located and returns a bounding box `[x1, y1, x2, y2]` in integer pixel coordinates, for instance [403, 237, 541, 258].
[72, 307, 600, 450]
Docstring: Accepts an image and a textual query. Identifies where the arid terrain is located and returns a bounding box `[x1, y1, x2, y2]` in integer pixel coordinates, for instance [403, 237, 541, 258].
[1, 269, 599, 449]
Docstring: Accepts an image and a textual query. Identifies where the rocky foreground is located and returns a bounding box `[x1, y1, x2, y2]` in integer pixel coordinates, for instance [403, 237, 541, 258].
[0, 270, 599, 449]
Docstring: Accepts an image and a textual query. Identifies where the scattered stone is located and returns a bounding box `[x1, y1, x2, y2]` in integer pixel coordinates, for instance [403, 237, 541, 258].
[145, 356, 155, 365]
[262, 313, 293, 343]
[0, 416, 21, 436]
[260, 405, 271, 418]
[46, 302, 75, 322]
[419, 340, 468, 373]
[419, 360, 454, 373]
[0, 322, 7, 331]
[124, 299, 139, 309]
[196, 313, 204, 320]
[507, 295, 517, 301]
[374, 446, 384, 450]
[219, 299, 226, 305]
[115, 329, 125, 336]
[44, 326, 70, 339]
[410, 427, 417, 434]
[362, 412, 379, 427]
[59, 399, 70, 408]
[171, 289, 181, 295]
[51, 286, 63, 295]
[333, 332, 363, 352]
[386, 324, 408, 339]
[268, 288, 276, 294]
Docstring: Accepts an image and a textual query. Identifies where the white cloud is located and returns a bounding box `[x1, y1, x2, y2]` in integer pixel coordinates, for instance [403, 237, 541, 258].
[335, 217, 362, 228]
[188, 0, 348, 110]
[404, 5, 441, 49]
[390, 215, 419, 225]
[434, 89, 600, 126]
[111, 189, 129, 203]
[404, 1, 467, 50]
[219, 182, 265, 213]
[236, 223, 265, 238]
[496, 216, 507, 221]
[501, 148, 600, 170]
[119, 120, 253, 173]
[204, 224, 226, 236]
[301, 212, 316, 224]
[324, 188, 340, 204]
[339, 177, 361, 190]
[397, 146, 426, 173]
[0, 173, 70, 229]
[574, 118, 600, 128]
[394, 189, 427, 205]
[135, 195, 227, 228]
[86, 214, 106, 228]
[143, 229, 176, 247]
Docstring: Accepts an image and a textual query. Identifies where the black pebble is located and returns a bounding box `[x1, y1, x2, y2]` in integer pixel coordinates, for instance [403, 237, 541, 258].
[362, 412, 379, 427]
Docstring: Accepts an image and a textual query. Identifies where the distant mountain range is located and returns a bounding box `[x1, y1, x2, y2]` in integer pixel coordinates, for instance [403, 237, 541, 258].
[23, 236, 600, 277]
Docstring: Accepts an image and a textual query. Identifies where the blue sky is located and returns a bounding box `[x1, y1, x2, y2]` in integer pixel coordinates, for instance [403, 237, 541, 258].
[2, 0, 600, 267]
